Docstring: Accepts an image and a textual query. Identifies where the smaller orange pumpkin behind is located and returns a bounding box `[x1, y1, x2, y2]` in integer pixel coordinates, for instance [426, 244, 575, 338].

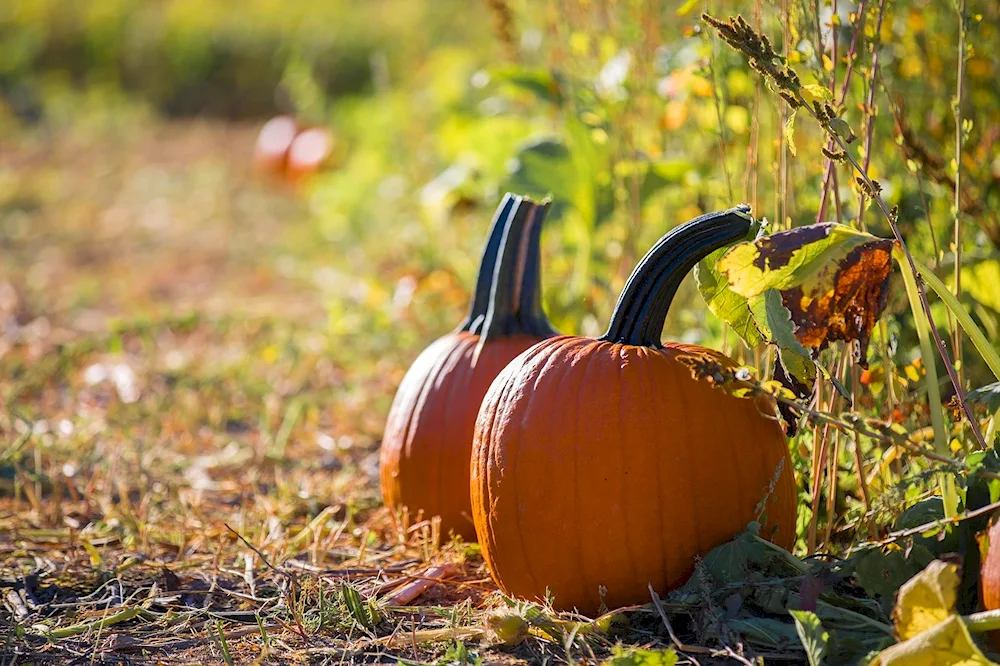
[380, 194, 558, 541]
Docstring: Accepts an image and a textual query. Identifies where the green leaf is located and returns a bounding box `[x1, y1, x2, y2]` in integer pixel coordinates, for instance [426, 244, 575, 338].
[720, 223, 895, 361]
[828, 118, 856, 143]
[503, 138, 577, 209]
[503, 123, 613, 231]
[777, 346, 817, 393]
[852, 545, 937, 607]
[603, 647, 678, 666]
[640, 158, 696, 202]
[968, 383, 1000, 412]
[487, 65, 563, 104]
[696, 249, 764, 348]
[718, 223, 888, 298]
[756, 289, 811, 357]
[802, 83, 835, 101]
[728, 616, 801, 650]
[341, 581, 374, 630]
[784, 109, 798, 157]
[790, 610, 829, 666]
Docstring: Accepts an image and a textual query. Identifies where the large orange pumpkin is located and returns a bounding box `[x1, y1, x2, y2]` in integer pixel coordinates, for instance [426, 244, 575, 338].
[471, 206, 797, 615]
[380, 194, 557, 541]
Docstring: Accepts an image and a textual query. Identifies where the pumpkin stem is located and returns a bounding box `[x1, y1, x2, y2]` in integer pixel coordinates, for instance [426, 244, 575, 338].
[600, 205, 753, 348]
[477, 194, 558, 341]
[458, 194, 517, 333]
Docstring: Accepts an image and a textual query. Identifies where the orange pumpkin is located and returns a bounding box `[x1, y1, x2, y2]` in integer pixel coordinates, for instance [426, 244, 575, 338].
[253, 115, 298, 177]
[380, 194, 557, 541]
[286, 127, 334, 185]
[471, 206, 796, 615]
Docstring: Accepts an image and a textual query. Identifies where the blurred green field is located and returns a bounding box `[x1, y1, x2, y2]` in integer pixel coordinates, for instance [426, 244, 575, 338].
[2, 0, 1000, 663]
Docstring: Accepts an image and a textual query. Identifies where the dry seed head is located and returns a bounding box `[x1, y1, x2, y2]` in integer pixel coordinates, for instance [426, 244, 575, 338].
[703, 13, 803, 109]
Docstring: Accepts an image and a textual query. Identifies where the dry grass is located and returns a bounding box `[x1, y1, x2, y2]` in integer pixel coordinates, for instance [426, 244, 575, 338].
[0, 117, 704, 665]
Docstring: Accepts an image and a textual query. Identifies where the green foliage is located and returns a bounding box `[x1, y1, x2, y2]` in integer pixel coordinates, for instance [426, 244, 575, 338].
[790, 610, 829, 666]
[604, 646, 678, 666]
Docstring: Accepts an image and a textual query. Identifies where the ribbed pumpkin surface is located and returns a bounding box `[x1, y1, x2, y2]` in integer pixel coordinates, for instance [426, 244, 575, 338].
[381, 332, 543, 541]
[471, 336, 796, 615]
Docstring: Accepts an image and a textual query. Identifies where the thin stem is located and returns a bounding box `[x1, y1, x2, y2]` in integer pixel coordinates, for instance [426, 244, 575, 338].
[855, 0, 886, 227]
[816, 0, 868, 224]
[851, 364, 871, 511]
[885, 88, 942, 275]
[730, 377, 999, 479]
[952, 0, 968, 387]
[709, 40, 735, 202]
[799, 90, 987, 450]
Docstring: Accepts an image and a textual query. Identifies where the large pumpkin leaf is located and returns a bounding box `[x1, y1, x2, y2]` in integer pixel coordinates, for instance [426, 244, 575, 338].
[718, 222, 896, 365]
[868, 559, 997, 666]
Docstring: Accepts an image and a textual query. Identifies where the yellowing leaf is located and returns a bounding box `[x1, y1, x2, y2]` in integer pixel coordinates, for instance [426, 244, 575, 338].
[676, 0, 700, 16]
[718, 224, 882, 298]
[784, 109, 798, 157]
[802, 83, 834, 101]
[870, 615, 995, 666]
[718, 223, 896, 364]
[81, 539, 103, 567]
[893, 560, 960, 640]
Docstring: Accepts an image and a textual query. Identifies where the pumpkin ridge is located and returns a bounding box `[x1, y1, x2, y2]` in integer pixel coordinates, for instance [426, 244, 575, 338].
[384, 335, 455, 510]
[434, 335, 479, 533]
[703, 356, 750, 548]
[640, 346, 670, 595]
[512, 336, 585, 599]
[665, 352, 706, 562]
[472, 358, 511, 572]
[611, 344, 644, 602]
[475, 337, 562, 589]
[569, 339, 608, 605]
[409, 336, 469, 526]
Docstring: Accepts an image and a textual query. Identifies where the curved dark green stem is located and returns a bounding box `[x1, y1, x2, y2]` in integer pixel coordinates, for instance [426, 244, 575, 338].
[477, 195, 558, 341]
[458, 194, 516, 333]
[600, 205, 753, 348]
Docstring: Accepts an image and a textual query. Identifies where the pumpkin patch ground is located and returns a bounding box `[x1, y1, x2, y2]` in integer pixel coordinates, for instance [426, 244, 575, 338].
[5, 2, 1000, 665]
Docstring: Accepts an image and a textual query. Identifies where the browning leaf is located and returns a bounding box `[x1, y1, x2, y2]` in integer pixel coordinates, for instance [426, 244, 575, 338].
[781, 239, 895, 366]
[719, 223, 896, 367]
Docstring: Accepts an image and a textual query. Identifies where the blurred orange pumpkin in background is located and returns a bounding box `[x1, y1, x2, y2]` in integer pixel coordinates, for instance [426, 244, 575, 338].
[253, 115, 298, 178]
[286, 127, 334, 185]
